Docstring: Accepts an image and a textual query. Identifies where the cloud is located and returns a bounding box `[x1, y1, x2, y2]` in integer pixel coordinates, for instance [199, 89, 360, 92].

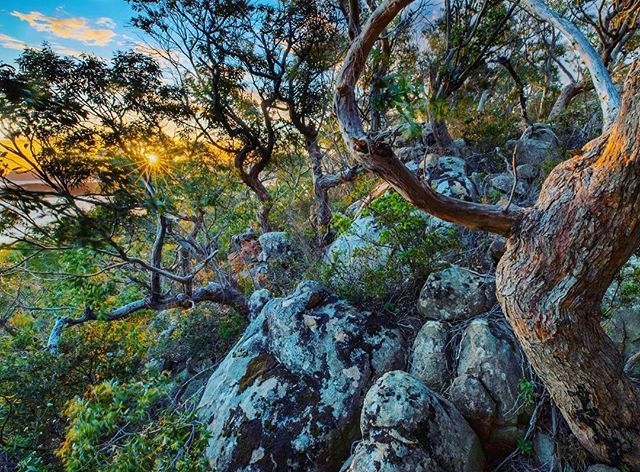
[11, 11, 117, 46]
[96, 17, 117, 29]
[0, 33, 88, 57]
[0, 33, 28, 51]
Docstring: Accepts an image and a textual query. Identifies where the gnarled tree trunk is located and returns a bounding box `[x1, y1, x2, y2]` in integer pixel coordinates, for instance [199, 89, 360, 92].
[335, 0, 640, 467]
[497, 68, 640, 466]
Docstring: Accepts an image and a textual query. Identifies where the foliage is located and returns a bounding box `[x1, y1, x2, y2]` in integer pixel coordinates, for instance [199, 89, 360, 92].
[324, 191, 461, 310]
[517, 378, 537, 406]
[516, 437, 534, 455]
[59, 374, 210, 471]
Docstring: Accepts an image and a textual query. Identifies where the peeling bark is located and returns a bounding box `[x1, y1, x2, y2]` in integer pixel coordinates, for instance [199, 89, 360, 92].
[497, 63, 640, 467]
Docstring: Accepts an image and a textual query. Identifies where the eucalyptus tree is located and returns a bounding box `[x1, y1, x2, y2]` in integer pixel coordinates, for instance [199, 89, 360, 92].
[547, 0, 640, 121]
[0, 48, 248, 352]
[130, 0, 296, 231]
[336, 0, 640, 467]
[416, 0, 520, 147]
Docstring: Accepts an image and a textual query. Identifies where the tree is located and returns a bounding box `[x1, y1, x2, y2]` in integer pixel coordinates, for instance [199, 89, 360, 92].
[546, 0, 639, 122]
[335, 0, 640, 467]
[417, 0, 520, 147]
[0, 48, 248, 353]
[130, 0, 294, 231]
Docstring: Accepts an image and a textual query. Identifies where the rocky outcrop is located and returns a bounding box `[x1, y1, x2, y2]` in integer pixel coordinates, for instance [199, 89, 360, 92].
[409, 320, 451, 392]
[449, 318, 530, 457]
[198, 281, 405, 471]
[341, 371, 485, 472]
[417, 265, 496, 321]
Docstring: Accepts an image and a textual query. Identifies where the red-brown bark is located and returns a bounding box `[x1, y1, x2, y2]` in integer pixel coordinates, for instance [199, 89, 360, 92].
[335, 0, 640, 467]
[497, 65, 640, 467]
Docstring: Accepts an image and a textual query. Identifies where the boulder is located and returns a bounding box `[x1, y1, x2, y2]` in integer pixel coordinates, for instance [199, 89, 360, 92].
[516, 163, 540, 180]
[417, 265, 496, 321]
[409, 320, 451, 391]
[324, 215, 391, 280]
[490, 174, 527, 196]
[341, 371, 485, 472]
[449, 318, 530, 457]
[396, 145, 425, 162]
[198, 281, 405, 471]
[431, 156, 476, 201]
[257, 231, 291, 262]
[507, 123, 562, 166]
[603, 305, 640, 361]
[533, 432, 558, 471]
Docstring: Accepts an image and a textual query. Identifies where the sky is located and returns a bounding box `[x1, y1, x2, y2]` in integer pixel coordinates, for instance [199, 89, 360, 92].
[0, 0, 141, 65]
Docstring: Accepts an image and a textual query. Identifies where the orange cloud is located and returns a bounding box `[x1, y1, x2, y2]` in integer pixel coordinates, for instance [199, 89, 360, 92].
[11, 11, 117, 46]
[0, 33, 28, 51]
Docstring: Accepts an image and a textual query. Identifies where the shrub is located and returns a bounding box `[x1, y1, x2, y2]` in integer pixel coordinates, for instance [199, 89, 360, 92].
[58, 374, 210, 472]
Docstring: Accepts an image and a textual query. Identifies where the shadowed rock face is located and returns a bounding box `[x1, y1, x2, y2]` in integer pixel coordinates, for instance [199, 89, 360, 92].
[197, 281, 405, 472]
[449, 318, 531, 457]
[417, 265, 496, 321]
[341, 370, 485, 472]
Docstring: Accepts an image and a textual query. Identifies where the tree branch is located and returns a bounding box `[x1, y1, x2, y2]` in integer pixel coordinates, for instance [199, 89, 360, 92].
[334, 0, 522, 237]
[522, 0, 621, 130]
[47, 282, 249, 354]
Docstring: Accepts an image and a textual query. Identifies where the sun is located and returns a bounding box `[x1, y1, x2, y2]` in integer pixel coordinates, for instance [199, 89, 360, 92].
[147, 153, 159, 166]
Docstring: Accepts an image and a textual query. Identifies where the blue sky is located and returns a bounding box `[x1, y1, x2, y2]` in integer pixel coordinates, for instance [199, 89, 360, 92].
[0, 0, 140, 64]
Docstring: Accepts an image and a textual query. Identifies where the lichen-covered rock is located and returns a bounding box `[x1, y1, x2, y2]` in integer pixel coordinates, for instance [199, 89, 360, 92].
[432, 156, 476, 201]
[341, 371, 485, 472]
[409, 320, 450, 391]
[198, 281, 405, 472]
[248, 289, 270, 318]
[490, 173, 527, 196]
[507, 123, 562, 166]
[603, 305, 640, 360]
[417, 265, 496, 321]
[257, 231, 291, 262]
[449, 318, 530, 457]
[324, 215, 391, 282]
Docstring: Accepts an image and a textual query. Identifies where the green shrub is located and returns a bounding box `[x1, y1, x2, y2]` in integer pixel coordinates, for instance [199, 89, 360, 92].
[325, 191, 461, 310]
[59, 374, 210, 471]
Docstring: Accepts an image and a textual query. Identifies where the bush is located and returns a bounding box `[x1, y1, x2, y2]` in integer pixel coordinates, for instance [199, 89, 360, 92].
[324, 191, 461, 311]
[59, 374, 210, 472]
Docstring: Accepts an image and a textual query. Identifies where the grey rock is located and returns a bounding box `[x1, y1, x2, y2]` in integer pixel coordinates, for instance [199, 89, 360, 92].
[517, 163, 540, 180]
[449, 318, 530, 456]
[438, 156, 467, 176]
[198, 281, 405, 472]
[257, 231, 290, 262]
[508, 123, 562, 166]
[434, 176, 476, 201]
[533, 432, 558, 470]
[324, 215, 390, 278]
[341, 371, 485, 472]
[409, 320, 451, 391]
[397, 145, 425, 162]
[248, 289, 271, 318]
[490, 174, 527, 195]
[603, 305, 640, 360]
[417, 265, 496, 321]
